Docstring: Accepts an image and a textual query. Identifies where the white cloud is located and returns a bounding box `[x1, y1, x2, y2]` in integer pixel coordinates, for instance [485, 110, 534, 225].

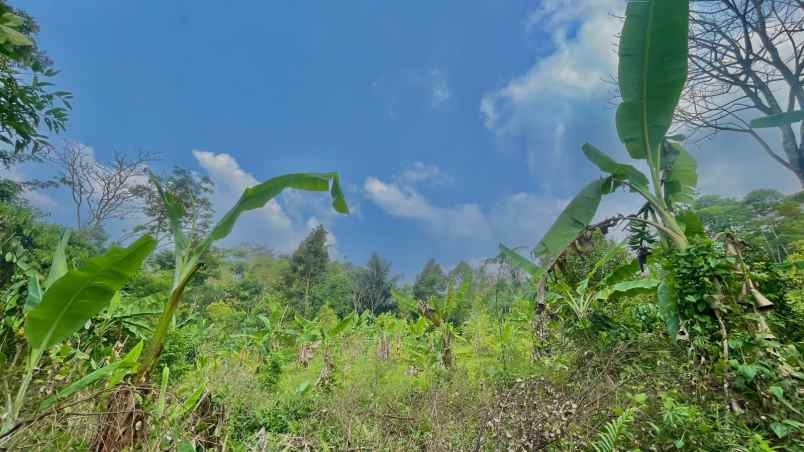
[371, 67, 453, 117]
[691, 140, 800, 197]
[193, 150, 292, 232]
[0, 163, 57, 208]
[398, 161, 451, 185]
[481, 0, 797, 203]
[489, 192, 570, 248]
[192, 150, 343, 254]
[363, 162, 491, 240]
[363, 163, 581, 255]
[478, 0, 626, 193]
[429, 69, 451, 108]
[482, 0, 622, 132]
[364, 176, 492, 240]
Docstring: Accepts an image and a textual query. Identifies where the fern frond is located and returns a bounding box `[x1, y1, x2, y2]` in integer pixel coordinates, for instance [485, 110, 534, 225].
[591, 407, 636, 452]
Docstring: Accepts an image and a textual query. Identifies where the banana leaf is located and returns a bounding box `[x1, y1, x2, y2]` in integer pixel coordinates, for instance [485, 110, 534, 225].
[750, 110, 804, 128]
[582, 143, 649, 189]
[616, 0, 689, 162]
[663, 142, 698, 204]
[24, 235, 156, 354]
[498, 244, 542, 275]
[39, 341, 144, 410]
[43, 230, 71, 289]
[533, 179, 604, 258]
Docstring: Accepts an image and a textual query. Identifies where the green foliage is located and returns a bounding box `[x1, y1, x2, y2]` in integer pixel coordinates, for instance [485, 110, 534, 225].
[696, 190, 804, 263]
[283, 225, 331, 315]
[1, 2, 803, 449]
[24, 235, 156, 354]
[550, 243, 650, 323]
[662, 238, 738, 338]
[662, 140, 698, 205]
[591, 407, 637, 452]
[657, 280, 680, 340]
[0, 1, 71, 165]
[582, 142, 649, 188]
[137, 171, 349, 381]
[0, 11, 33, 49]
[130, 167, 215, 244]
[774, 241, 804, 343]
[501, 0, 693, 299]
[205, 301, 236, 325]
[2, 234, 155, 436]
[207, 173, 347, 250]
[353, 253, 396, 315]
[38, 340, 144, 410]
[559, 232, 629, 288]
[412, 258, 446, 301]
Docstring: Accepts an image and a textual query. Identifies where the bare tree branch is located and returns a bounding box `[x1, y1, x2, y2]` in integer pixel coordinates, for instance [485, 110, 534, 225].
[678, 0, 804, 186]
[49, 142, 157, 230]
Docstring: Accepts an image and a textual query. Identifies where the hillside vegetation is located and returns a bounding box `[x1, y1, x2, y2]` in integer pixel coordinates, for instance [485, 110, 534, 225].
[1, 0, 803, 450]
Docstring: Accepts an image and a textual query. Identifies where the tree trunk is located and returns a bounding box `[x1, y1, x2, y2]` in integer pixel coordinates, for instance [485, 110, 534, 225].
[779, 124, 804, 188]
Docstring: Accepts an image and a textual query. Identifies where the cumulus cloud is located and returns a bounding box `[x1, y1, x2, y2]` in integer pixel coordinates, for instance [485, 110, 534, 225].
[482, 0, 622, 132]
[193, 150, 293, 232]
[398, 161, 452, 185]
[478, 0, 626, 192]
[363, 175, 492, 240]
[691, 138, 800, 197]
[363, 163, 582, 255]
[481, 0, 797, 200]
[0, 165, 58, 208]
[192, 150, 341, 254]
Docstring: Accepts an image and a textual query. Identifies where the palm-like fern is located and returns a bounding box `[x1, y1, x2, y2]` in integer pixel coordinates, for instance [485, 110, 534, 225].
[591, 407, 636, 452]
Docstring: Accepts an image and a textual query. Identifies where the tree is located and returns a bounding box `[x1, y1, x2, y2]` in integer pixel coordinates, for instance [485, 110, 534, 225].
[311, 261, 357, 317]
[678, 0, 804, 186]
[695, 189, 804, 262]
[448, 261, 473, 285]
[413, 258, 446, 301]
[0, 177, 22, 204]
[50, 142, 155, 230]
[353, 253, 397, 314]
[283, 225, 330, 313]
[0, 1, 71, 166]
[129, 166, 214, 244]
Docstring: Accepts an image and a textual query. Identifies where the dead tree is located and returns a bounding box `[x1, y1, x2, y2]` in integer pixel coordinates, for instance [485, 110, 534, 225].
[51, 142, 156, 230]
[677, 0, 804, 186]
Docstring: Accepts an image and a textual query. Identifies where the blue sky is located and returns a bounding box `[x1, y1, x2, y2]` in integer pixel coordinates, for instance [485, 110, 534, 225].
[14, 0, 799, 278]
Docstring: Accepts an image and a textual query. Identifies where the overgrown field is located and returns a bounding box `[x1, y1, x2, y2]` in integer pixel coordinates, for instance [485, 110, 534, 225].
[1, 0, 804, 450]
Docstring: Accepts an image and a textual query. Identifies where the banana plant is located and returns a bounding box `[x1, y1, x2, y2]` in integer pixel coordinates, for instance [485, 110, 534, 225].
[500, 0, 695, 336]
[254, 304, 293, 355]
[290, 311, 355, 387]
[1, 233, 155, 436]
[395, 285, 464, 369]
[542, 244, 659, 321]
[0, 231, 70, 343]
[501, 0, 692, 265]
[136, 172, 349, 382]
[150, 366, 208, 448]
[315, 311, 354, 385]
